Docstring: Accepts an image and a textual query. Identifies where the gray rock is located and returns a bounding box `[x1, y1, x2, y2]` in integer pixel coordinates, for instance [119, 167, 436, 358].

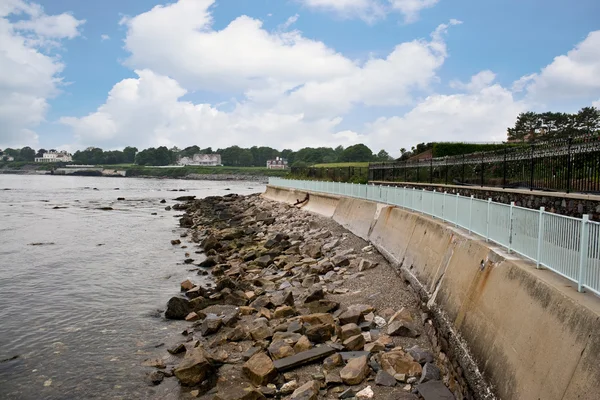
[419, 363, 441, 384]
[387, 321, 419, 338]
[200, 316, 222, 336]
[375, 370, 396, 387]
[304, 288, 325, 303]
[165, 297, 191, 320]
[416, 380, 455, 400]
[408, 346, 434, 365]
[290, 380, 319, 400]
[339, 388, 355, 399]
[273, 345, 336, 372]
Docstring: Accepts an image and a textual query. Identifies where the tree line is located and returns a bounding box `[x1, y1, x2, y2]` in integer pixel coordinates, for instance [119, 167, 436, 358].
[507, 106, 600, 142]
[1, 144, 393, 166]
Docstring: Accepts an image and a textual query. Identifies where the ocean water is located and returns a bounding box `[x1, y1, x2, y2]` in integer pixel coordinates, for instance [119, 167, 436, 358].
[0, 174, 263, 399]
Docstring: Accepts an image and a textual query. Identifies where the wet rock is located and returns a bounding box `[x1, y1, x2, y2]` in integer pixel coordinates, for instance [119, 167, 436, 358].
[290, 380, 319, 400]
[198, 257, 218, 268]
[340, 355, 370, 385]
[408, 346, 434, 365]
[243, 352, 277, 386]
[180, 279, 195, 291]
[174, 196, 196, 201]
[343, 334, 366, 351]
[174, 348, 213, 386]
[160, 199, 166, 203]
[419, 363, 441, 384]
[147, 370, 164, 385]
[268, 341, 295, 360]
[387, 321, 419, 338]
[200, 316, 223, 336]
[305, 323, 334, 343]
[375, 370, 396, 387]
[201, 235, 220, 252]
[142, 358, 166, 369]
[168, 343, 187, 355]
[165, 296, 192, 320]
[417, 380, 455, 400]
[171, 239, 182, 245]
[185, 312, 201, 322]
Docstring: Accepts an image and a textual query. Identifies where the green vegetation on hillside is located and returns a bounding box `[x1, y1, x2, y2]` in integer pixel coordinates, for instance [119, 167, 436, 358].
[311, 162, 369, 168]
[125, 165, 289, 178]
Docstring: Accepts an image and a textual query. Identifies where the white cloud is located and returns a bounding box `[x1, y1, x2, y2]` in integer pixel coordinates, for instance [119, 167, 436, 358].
[517, 31, 600, 102]
[0, 1, 84, 148]
[389, 0, 439, 23]
[298, 0, 385, 23]
[298, 0, 440, 23]
[365, 74, 526, 153]
[101, 34, 110, 41]
[13, 12, 84, 39]
[62, 0, 463, 152]
[60, 70, 360, 151]
[278, 14, 299, 31]
[450, 70, 496, 92]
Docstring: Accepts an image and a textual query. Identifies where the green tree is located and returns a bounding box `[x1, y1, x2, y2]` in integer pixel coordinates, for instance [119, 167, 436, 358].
[376, 149, 392, 161]
[36, 149, 47, 158]
[340, 144, 374, 162]
[123, 146, 138, 163]
[19, 146, 36, 161]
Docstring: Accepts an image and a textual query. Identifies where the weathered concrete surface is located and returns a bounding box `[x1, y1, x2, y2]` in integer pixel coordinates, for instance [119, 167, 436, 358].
[332, 197, 382, 240]
[263, 186, 339, 217]
[264, 185, 600, 400]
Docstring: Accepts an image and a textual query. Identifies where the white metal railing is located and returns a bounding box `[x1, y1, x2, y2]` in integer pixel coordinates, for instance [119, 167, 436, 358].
[269, 178, 600, 296]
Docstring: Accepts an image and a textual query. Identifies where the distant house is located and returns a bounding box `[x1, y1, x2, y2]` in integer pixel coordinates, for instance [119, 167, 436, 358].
[266, 157, 288, 169]
[177, 153, 222, 166]
[407, 149, 433, 161]
[35, 151, 72, 163]
[2, 155, 14, 162]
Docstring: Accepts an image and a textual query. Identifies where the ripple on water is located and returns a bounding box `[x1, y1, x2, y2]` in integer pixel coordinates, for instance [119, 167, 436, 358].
[0, 174, 264, 399]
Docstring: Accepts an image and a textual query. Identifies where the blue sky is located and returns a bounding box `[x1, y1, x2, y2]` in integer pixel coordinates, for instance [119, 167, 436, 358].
[1, 0, 600, 155]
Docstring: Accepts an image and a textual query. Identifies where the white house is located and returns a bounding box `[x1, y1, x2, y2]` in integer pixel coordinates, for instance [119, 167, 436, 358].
[35, 151, 73, 163]
[266, 157, 288, 169]
[177, 153, 222, 166]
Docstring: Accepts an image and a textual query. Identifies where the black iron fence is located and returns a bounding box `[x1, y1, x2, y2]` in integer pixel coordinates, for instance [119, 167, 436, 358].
[369, 135, 600, 194]
[290, 166, 368, 183]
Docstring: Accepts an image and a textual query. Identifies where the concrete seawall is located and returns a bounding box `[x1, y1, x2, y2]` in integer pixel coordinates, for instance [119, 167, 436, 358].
[263, 185, 600, 400]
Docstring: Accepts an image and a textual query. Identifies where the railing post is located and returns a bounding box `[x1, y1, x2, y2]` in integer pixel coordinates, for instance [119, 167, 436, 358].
[421, 189, 425, 214]
[412, 187, 416, 211]
[536, 207, 545, 268]
[578, 214, 590, 293]
[455, 193, 459, 227]
[442, 192, 446, 222]
[468, 195, 474, 234]
[486, 198, 492, 242]
[508, 202, 515, 253]
[432, 190, 436, 218]
[529, 143, 535, 191]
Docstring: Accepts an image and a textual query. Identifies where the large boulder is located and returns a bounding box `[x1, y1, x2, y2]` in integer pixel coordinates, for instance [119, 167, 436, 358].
[243, 352, 277, 386]
[165, 296, 191, 320]
[174, 348, 213, 386]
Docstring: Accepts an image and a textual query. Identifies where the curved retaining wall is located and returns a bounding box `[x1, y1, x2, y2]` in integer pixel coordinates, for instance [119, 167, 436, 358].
[263, 185, 600, 400]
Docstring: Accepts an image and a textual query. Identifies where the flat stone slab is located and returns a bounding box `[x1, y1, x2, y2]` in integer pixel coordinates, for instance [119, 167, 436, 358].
[339, 351, 370, 361]
[273, 345, 336, 372]
[417, 380, 455, 400]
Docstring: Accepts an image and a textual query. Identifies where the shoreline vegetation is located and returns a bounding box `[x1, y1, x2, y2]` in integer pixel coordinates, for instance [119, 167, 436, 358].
[145, 192, 468, 399]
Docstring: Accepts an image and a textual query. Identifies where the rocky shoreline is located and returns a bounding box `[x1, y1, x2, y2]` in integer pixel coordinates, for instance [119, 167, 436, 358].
[148, 192, 471, 399]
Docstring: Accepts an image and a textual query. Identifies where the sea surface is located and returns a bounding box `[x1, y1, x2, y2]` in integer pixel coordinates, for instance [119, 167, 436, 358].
[0, 174, 263, 399]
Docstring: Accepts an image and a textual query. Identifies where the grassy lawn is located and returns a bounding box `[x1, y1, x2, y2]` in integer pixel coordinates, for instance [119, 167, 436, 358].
[311, 162, 370, 168]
